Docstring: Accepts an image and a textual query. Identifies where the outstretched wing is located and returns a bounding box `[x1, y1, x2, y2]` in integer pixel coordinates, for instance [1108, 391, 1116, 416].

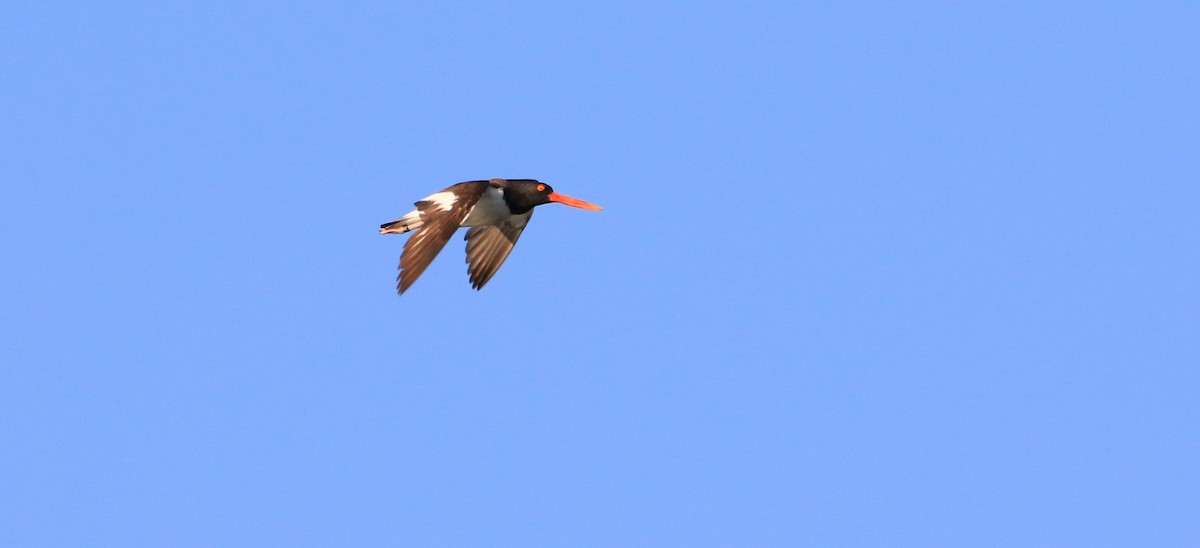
[463, 210, 533, 290]
[397, 182, 488, 294]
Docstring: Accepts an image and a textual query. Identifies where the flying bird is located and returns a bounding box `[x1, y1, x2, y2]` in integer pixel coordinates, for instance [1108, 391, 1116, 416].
[380, 178, 603, 294]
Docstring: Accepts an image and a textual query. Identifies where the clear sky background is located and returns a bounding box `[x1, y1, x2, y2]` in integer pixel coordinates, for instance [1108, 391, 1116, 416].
[2, 2, 1197, 546]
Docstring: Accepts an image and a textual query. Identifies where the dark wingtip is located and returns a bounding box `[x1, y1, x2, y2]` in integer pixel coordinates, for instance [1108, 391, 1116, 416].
[395, 270, 407, 296]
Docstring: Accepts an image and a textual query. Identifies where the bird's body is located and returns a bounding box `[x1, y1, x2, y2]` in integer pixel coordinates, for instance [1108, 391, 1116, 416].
[380, 178, 602, 294]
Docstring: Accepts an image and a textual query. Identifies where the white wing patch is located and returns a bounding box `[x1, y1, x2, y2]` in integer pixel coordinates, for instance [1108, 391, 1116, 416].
[423, 191, 457, 212]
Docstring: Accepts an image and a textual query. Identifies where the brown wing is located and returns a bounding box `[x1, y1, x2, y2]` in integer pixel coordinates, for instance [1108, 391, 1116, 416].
[463, 210, 532, 290]
[397, 182, 488, 294]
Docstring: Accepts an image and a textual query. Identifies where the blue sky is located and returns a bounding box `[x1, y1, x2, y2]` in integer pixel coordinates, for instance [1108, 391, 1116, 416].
[2, 1, 1197, 545]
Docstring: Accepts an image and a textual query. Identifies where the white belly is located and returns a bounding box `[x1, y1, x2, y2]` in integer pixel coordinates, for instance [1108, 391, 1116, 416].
[462, 186, 511, 227]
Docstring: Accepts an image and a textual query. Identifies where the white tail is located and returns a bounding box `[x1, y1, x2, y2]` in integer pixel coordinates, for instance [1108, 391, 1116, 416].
[380, 210, 423, 234]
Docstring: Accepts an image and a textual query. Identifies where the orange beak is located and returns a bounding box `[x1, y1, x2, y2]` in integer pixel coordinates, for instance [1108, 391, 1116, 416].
[547, 192, 603, 211]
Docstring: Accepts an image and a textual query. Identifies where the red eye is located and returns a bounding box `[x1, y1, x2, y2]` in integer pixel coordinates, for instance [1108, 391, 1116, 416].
[536, 184, 546, 192]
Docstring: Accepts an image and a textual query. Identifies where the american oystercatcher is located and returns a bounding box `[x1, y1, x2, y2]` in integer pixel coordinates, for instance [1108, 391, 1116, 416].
[380, 178, 603, 294]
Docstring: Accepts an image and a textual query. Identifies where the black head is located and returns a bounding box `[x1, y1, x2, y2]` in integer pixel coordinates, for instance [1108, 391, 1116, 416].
[493, 178, 603, 214]
[498, 179, 554, 214]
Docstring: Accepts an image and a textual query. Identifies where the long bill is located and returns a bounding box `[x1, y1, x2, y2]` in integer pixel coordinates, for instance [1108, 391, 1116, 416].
[547, 192, 603, 211]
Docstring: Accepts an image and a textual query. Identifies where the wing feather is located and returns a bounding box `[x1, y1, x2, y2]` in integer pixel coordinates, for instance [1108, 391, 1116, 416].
[396, 182, 488, 294]
[463, 211, 532, 290]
